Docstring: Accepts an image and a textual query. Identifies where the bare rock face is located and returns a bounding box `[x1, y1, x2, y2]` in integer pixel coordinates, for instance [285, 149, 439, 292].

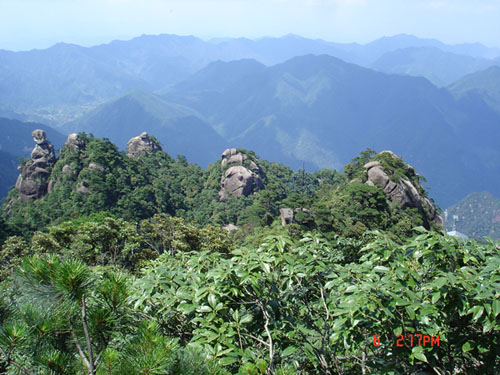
[363, 152, 443, 228]
[219, 148, 263, 200]
[15, 130, 57, 202]
[126, 132, 162, 158]
[280, 208, 313, 226]
[76, 181, 90, 194]
[88, 163, 105, 173]
[220, 166, 255, 199]
[280, 208, 294, 226]
[64, 133, 85, 152]
[223, 224, 239, 232]
[221, 148, 246, 167]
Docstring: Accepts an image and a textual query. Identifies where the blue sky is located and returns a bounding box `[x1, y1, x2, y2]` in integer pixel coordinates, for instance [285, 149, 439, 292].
[1, 0, 499, 50]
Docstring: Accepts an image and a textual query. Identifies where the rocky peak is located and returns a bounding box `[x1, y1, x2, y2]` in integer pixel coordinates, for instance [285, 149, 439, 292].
[126, 132, 162, 158]
[362, 151, 443, 228]
[64, 133, 86, 152]
[15, 130, 56, 202]
[219, 148, 263, 200]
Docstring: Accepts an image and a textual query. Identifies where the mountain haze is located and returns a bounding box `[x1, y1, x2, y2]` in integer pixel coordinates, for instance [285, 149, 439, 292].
[163, 55, 500, 207]
[448, 66, 500, 113]
[372, 47, 499, 86]
[1, 33, 499, 124]
[64, 90, 227, 166]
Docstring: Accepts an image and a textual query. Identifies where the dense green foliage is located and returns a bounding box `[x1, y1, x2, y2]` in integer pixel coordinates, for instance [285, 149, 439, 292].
[1, 227, 499, 374]
[1, 136, 497, 374]
[2, 135, 438, 246]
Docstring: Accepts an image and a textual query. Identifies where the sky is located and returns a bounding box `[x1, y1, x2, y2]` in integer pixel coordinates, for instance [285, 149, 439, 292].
[0, 0, 499, 51]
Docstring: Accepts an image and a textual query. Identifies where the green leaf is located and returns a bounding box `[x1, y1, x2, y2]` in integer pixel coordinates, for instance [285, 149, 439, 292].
[282, 346, 298, 357]
[197, 305, 212, 313]
[433, 277, 447, 289]
[483, 318, 495, 333]
[262, 263, 271, 273]
[373, 265, 390, 272]
[462, 342, 473, 352]
[218, 356, 238, 365]
[240, 314, 253, 324]
[394, 298, 410, 307]
[178, 303, 195, 314]
[468, 305, 484, 322]
[208, 294, 217, 308]
[431, 292, 441, 304]
[492, 300, 500, 318]
[345, 285, 357, 293]
[412, 346, 428, 363]
[324, 281, 335, 290]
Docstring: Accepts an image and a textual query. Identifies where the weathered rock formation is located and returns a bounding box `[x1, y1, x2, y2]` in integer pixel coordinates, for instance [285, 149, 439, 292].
[280, 207, 313, 226]
[64, 133, 86, 152]
[126, 132, 162, 158]
[363, 151, 443, 228]
[219, 148, 263, 200]
[15, 130, 56, 202]
[280, 208, 294, 226]
[46, 133, 86, 194]
[223, 224, 239, 232]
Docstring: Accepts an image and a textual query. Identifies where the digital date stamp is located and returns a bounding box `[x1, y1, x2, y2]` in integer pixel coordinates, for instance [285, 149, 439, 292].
[372, 334, 440, 347]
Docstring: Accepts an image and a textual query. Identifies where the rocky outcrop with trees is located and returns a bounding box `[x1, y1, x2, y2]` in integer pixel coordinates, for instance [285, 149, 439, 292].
[14, 130, 56, 202]
[219, 148, 263, 200]
[126, 132, 162, 158]
[361, 150, 443, 228]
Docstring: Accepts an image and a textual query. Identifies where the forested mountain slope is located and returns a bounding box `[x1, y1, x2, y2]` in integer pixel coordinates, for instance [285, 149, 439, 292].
[2, 131, 442, 242]
[1, 33, 498, 124]
[162, 55, 500, 207]
[64, 90, 227, 167]
[448, 65, 500, 113]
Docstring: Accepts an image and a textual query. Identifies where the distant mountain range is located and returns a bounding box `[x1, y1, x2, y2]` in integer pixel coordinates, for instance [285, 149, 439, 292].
[52, 55, 500, 207]
[65, 90, 226, 166]
[159, 55, 500, 207]
[1, 33, 499, 208]
[372, 47, 498, 86]
[0, 33, 498, 124]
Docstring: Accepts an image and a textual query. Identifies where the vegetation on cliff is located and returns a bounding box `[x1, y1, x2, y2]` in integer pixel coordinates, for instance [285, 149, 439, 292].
[1, 134, 498, 374]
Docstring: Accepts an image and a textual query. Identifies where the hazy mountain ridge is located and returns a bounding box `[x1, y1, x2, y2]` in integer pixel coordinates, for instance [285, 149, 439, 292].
[160, 55, 500, 207]
[1, 33, 499, 124]
[448, 66, 500, 113]
[1, 34, 499, 207]
[371, 47, 499, 86]
[65, 90, 227, 166]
